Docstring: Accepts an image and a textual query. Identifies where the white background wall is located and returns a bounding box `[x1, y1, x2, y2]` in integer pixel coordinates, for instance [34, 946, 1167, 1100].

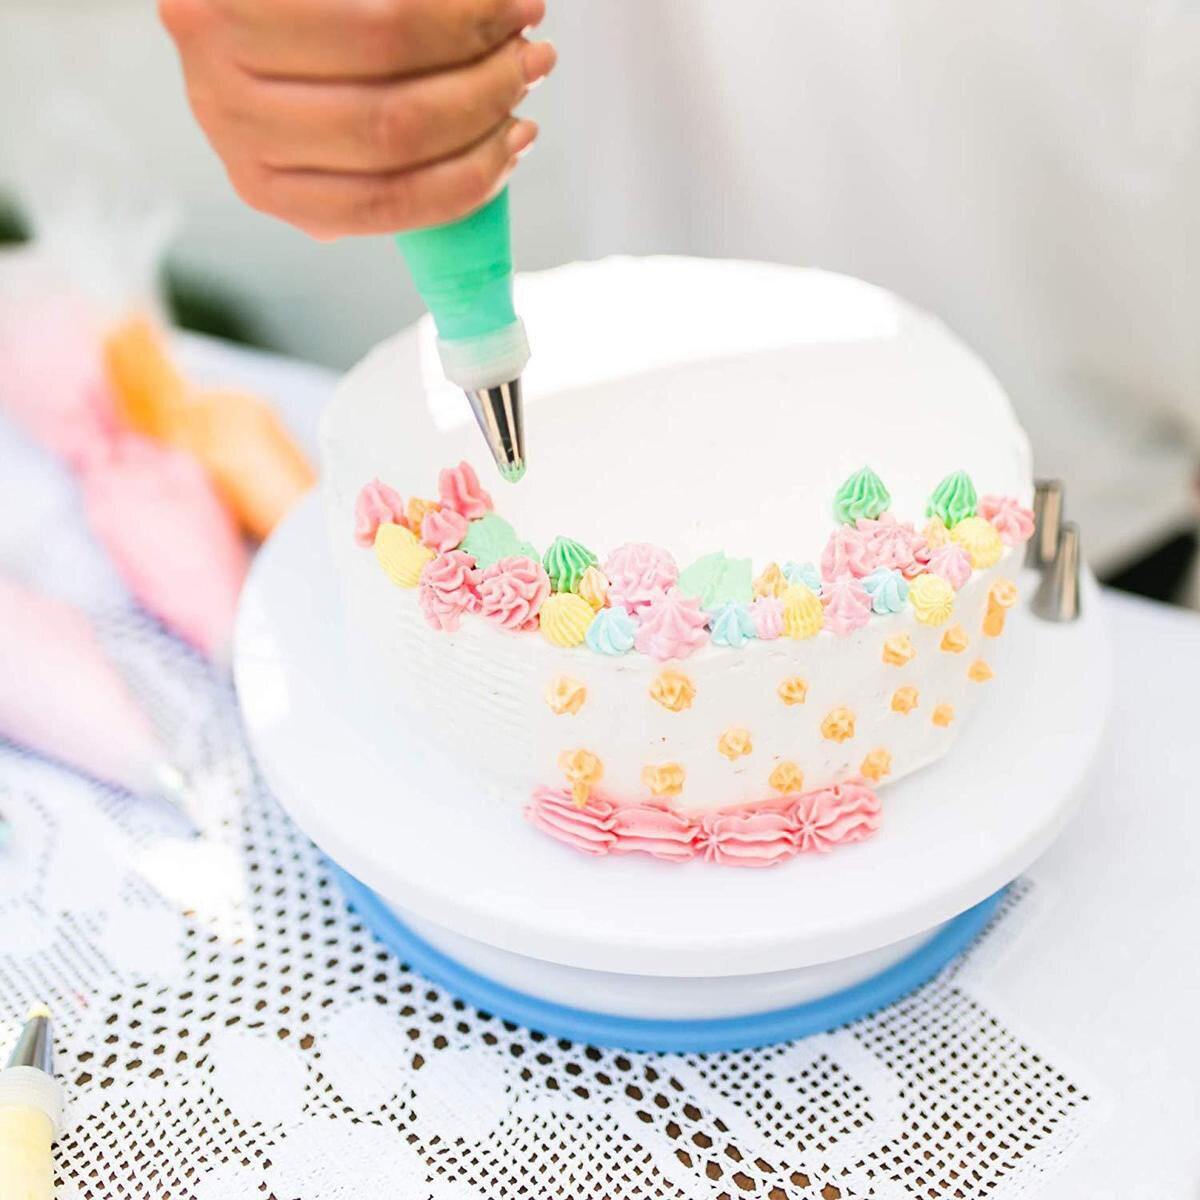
[2, 0, 1198, 568]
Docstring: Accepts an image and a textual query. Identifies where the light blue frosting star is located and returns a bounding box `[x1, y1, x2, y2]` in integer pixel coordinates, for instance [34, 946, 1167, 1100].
[585, 606, 637, 655]
[862, 567, 909, 615]
[783, 561, 822, 595]
[708, 601, 757, 648]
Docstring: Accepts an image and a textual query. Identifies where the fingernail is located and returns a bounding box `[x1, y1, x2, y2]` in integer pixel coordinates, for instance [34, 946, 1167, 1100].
[520, 40, 556, 86]
[514, 0, 545, 30]
[505, 119, 538, 159]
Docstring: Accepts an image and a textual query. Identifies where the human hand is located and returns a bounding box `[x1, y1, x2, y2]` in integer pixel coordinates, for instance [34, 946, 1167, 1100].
[160, 0, 554, 239]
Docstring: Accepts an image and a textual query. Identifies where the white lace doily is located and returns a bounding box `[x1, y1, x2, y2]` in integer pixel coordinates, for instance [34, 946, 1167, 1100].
[1, 625, 1096, 1200]
[3, 337, 1194, 1200]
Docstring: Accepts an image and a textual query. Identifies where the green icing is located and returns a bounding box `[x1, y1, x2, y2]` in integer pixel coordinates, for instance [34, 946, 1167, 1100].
[677, 551, 753, 607]
[926, 470, 978, 527]
[542, 535, 598, 593]
[833, 466, 891, 524]
[460, 514, 539, 568]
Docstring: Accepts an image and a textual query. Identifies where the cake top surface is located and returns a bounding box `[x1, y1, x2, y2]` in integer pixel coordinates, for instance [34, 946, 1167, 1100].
[324, 258, 1032, 567]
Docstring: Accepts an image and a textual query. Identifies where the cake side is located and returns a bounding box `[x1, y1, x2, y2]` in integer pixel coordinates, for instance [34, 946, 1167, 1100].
[321, 261, 1035, 867]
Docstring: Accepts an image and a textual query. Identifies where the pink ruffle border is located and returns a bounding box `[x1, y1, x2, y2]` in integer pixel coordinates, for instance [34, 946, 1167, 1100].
[525, 781, 881, 868]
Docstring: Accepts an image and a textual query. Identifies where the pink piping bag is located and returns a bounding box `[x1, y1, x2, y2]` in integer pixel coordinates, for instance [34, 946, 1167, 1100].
[0, 263, 248, 660]
[0, 576, 196, 826]
[78, 433, 249, 662]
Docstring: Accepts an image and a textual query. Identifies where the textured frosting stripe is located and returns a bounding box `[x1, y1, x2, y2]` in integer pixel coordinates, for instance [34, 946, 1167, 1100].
[524, 781, 881, 868]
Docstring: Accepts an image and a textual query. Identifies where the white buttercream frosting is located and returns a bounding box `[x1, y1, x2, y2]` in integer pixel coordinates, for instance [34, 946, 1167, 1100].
[321, 259, 1033, 817]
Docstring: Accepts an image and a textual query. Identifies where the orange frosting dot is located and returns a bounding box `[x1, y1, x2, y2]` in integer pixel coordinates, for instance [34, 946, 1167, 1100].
[932, 704, 956, 728]
[753, 562, 788, 598]
[642, 761, 686, 797]
[940, 624, 969, 654]
[545, 676, 587, 715]
[968, 659, 994, 683]
[717, 727, 754, 760]
[891, 686, 920, 714]
[860, 748, 893, 783]
[821, 706, 856, 743]
[558, 748, 603, 805]
[769, 761, 804, 793]
[650, 669, 696, 712]
[882, 633, 916, 666]
[777, 676, 809, 706]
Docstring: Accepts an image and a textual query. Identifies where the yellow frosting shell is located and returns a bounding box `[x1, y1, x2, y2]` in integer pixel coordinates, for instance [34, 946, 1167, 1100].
[909, 573, 956, 626]
[374, 522, 434, 588]
[782, 585, 824, 639]
[951, 516, 1004, 569]
[540, 592, 594, 647]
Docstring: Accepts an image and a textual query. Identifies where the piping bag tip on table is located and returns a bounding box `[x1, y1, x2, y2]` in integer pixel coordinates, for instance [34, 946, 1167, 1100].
[0, 1003, 61, 1200]
[394, 186, 529, 483]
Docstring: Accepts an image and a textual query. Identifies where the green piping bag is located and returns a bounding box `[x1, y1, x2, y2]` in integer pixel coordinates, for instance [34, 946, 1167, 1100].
[395, 187, 529, 481]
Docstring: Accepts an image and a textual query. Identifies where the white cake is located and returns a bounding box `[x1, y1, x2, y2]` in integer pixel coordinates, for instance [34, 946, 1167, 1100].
[321, 259, 1034, 867]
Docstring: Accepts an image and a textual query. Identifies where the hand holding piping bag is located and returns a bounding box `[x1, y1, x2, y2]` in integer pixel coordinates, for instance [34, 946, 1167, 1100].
[161, 0, 555, 481]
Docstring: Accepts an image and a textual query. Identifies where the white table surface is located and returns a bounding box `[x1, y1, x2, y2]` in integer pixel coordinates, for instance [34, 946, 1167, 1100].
[0, 334, 1197, 1199]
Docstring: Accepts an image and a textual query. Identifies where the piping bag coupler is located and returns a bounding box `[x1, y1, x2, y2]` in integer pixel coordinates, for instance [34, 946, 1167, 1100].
[395, 187, 530, 482]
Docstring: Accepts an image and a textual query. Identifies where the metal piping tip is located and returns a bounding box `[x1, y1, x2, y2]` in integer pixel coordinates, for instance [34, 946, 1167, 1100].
[1031, 521, 1082, 622]
[465, 378, 525, 484]
[1026, 479, 1064, 569]
[149, 761, 202, 836]
[7, 1004, 53, 1073]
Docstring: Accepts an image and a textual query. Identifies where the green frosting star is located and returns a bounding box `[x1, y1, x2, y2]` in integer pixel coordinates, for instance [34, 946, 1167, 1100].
[677, 551, 753, 607]
[542, 535, 598, 593]
[926, 470, 978, 528]
[460, 514, 539, 569]
[833, 466, 891, 524]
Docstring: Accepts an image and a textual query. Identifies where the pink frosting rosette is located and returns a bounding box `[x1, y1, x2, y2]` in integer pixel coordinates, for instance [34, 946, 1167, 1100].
[980, 494, 1035, 546]
[353, 479, 405, 547]
[700, 809, 798, 868]
[420, 505, 469, 553]
[418, 549, 480, 631]
[634, 587, 710, 660]
[820, 576, 873, 635]
[610, 802, 699, 862]
[476, 554, 551, 631]
[749, 595, 785, 640]
[438, 460, 493, 520]
[926, 543, 973, 590]
[604, 542, 679, 614]
[791, 783, 881, 853]
[856, 513, 925, 575]
[820, 526, 871, 581]
[525, 787, 616, 856]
